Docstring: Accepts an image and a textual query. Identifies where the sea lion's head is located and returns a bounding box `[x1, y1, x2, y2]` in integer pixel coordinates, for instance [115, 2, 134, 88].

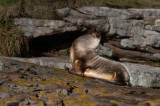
[89, 26, 102, 39]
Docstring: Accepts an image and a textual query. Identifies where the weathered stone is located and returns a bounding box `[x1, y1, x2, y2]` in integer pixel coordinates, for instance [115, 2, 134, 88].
[120, 39, 134, 49]
[145, 25, 154, 30]
[78, 7, 111, 17]
[9, 57, 71, 69]
[104, 43, 160, 61]
[78, 7, 129, 19]
[96, 44, 113, 57]
[56, 8, 70, 17]
[0, 92, 10, 98]
[14, 7, 160, 60]
[122, 62, 160, 88]
[154, 26, 160, 32]
[4, 56, 160, 88]
[142, 30, 160, 48]
[46, 100, 63, 106]
[1, 57, 160, 105]
[108, 18, 131, 36]
[155, 19, 160, 26]
[14, 18, 78, 37]
[19, 98, 45, 106]
[0, 61, 3, 72]
[69, 9, 92, 18]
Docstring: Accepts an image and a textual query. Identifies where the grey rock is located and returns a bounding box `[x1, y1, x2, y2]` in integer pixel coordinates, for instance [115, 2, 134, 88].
[122, 62, 160, 88]
[154, 26, 160, 32]
[10, 57, 71, 69]
[130, 24, 145, 46]
[14, 18, 78, 37]
[145, 25, 154, 30]
[142, 30, 160, 48]
[108, 18, 131, 36]
[64, 17, 109, 31]
[155, 19, 160, 26]
[96, 44, 113, 57]
[78, 7, 129, 19]
[78, 7, 111, 16]
[13, 7, 160, 62]
[128, 9, 160, 19]
[120, 39, 134, 49]
[56, 8, 70, 17]
[0, 60, 3, 72]
[69, 9, 94, 18]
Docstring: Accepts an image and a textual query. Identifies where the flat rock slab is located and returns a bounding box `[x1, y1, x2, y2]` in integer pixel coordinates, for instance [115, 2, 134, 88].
[7, 56, 160, 88]
[9, 56, 71, 69]
[0, 57, 160, 105]
[123, 62, 160, 88]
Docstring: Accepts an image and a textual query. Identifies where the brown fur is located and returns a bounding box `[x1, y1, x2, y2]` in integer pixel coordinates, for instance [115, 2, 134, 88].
[70, 27, 129, 85]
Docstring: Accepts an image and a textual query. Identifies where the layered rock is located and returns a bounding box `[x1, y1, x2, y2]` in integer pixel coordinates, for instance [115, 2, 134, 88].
[14, 7, 160, 62]
[14, 18, 77, 37]
[63, 7, 160, 62]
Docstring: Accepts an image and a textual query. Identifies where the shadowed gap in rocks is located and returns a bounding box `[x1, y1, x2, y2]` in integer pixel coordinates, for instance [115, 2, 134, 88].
[29, 31, 86, 57]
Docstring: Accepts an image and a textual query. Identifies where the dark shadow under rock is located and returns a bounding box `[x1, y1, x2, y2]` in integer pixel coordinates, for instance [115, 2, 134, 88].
[29, 31, 86, 57]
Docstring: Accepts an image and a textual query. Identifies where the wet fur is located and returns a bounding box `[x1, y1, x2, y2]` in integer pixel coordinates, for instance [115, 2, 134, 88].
[70, 27, 130, 85]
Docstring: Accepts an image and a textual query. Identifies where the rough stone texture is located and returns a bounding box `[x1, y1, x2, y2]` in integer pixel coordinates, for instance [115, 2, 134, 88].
[10, 57, 71, 69]
[1, 57, 160, 105]
[96, 44, 113, 57]
[56, 8, 70, 18]
[5, 56, 160, 88]
[0, 61, 3, 72]
[76, 7, 160, 52]
[14, 18, 77, 37]
[7, 7, 160, 105]
[14, 7, 160, 62]
[122, 62, 160, 88]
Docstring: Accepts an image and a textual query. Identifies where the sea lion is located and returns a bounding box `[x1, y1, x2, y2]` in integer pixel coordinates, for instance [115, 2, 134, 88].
[70, 26, 130, 85]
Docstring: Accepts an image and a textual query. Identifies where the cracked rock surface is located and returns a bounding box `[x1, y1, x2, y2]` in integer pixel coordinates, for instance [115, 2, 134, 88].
[0, 57, 160, 105]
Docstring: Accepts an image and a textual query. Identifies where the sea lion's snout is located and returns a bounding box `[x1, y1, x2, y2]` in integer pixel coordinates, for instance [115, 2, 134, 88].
[96, 32, 101, 38]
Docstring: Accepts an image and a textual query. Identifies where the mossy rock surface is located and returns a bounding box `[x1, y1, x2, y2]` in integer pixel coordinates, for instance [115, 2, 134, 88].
[0, 57, 160, 105]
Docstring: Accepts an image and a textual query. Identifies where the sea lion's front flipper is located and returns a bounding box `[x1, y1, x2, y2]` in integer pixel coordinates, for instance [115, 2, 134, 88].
[66, 60, 84, 77]
[67, 68, 84, 77]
